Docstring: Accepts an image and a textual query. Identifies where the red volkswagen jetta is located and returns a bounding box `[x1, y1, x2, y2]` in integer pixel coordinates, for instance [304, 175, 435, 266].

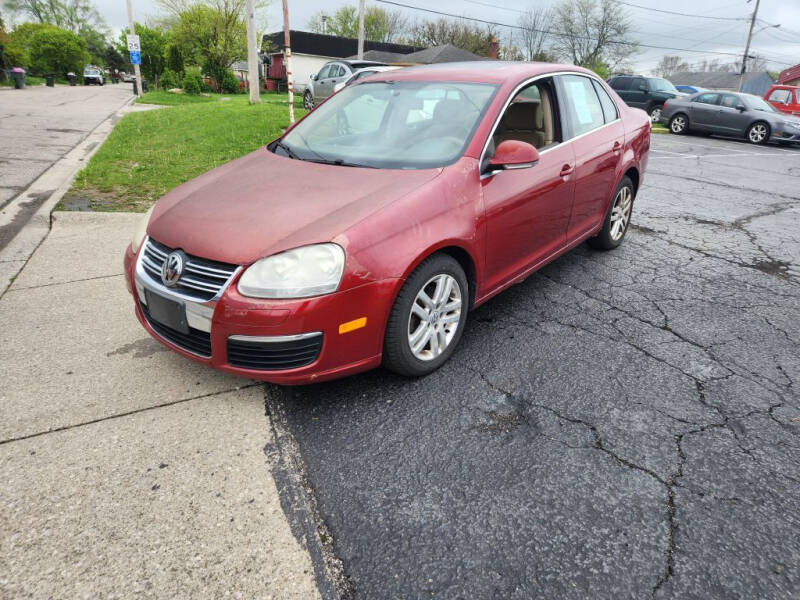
[123, 62, 649, 384]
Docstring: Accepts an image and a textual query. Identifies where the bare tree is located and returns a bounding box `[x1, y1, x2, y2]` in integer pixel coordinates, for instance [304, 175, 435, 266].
[517, 7, 553, 61]
[652, 55, 689, 77]
[551, 0, 637, 71]
[308, 5, 407, 43]
[409, 17, 496, 56]
[694, 58, 737, 72]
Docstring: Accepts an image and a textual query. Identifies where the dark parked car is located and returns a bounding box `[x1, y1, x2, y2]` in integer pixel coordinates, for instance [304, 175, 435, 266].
[608, 75, 681, 122]
[661, 91, 800, 145]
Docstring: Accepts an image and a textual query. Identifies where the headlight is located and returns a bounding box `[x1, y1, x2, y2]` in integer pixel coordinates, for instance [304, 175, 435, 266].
[131, 205, 155, 254]
[238, 243, 345, 299]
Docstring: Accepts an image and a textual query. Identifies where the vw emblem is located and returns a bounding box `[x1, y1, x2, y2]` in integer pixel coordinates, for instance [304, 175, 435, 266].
[161, 251, 185, 287]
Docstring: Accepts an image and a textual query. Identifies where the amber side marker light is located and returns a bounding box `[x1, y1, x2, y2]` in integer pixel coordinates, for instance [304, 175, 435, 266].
[339, 317, 367, 334]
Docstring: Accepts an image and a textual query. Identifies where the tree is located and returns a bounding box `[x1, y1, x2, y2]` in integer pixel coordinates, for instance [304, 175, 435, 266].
[166, 42, 184, 77]
[694, 58, 736, 73]
[308, 5, 408, 43]
[409, 18, 495, 56]
[103, 44, 125, 73]
[157, 0, 246, 91]
[653, 55, 689, 78]
[28, 24, 87, 74]
[3, 0, 104, 33]
[517, 7, 555, 61]
[4, 21, 50, 66]
[551, 0, 637, 71]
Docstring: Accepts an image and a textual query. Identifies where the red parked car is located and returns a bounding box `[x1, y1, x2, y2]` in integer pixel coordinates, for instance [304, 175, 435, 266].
[764, 84, 800, 116]
[124, 62, 650, 384]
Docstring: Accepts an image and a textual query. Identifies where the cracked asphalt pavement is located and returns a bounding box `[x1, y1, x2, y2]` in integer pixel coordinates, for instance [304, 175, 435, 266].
[267, 134, 800, 599]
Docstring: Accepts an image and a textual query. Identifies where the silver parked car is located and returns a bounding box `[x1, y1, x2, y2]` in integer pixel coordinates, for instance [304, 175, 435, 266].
[661, 91, 800, 145]
[304, 60, 386, 109]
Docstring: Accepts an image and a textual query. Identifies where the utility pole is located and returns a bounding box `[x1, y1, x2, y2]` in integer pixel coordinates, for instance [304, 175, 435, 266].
[357, 0, 365, 60]
[245, 0, 260, 104]
[738, 0, 761, 92]
[282, 0, 295, 124]
[125, 0, 142, 98]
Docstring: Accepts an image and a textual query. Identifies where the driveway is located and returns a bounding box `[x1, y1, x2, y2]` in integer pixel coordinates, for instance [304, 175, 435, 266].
[0, 84, 132, 212]
[266, 135, 800, 599]
[1, 134, 798, 599]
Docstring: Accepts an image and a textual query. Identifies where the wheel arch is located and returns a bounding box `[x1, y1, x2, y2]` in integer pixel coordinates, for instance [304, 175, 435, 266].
[399, 243, 479, 311]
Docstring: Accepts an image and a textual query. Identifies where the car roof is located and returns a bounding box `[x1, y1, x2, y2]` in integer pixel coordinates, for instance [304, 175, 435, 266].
[366, 61, 595, 85]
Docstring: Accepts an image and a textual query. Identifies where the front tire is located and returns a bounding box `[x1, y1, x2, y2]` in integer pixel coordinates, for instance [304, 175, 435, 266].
[648, 104, 662, 123]
[303, 91, 314, 110]
[383, 254, 468, 377]
[747, 121, 769, 145]
[587, 176, 634, 251]
[669, 113, 688, 134]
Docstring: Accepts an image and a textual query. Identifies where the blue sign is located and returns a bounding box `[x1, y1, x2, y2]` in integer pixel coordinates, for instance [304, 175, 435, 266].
[129, 51, 141, 65]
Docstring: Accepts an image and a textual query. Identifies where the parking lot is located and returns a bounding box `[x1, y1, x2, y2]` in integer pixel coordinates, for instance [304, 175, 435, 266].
[1, 133, 799, 599]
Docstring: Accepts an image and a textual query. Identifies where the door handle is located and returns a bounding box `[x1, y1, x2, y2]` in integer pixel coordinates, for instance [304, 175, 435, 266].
[560, 164, 574, 177]
[612, 141, 622, 154]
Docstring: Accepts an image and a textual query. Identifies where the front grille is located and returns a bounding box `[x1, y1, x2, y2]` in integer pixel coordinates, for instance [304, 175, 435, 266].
[141, 238, 238, 301]
[226, 335, 322, 370]
[141, 302, 212, 357]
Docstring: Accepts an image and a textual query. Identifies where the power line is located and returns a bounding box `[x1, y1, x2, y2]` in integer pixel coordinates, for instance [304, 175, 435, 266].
[609, 0, 749, 21]
[374, 0, 795, 64]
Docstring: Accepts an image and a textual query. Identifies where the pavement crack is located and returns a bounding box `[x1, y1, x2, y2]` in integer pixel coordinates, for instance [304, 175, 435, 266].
[6, 272, 124, 292]
[0, 384, 260, 446]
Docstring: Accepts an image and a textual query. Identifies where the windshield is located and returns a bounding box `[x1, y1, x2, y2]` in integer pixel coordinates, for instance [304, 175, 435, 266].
[278, 81, 498, 169]
[743, 94, 777, 113]
[647, 78, 678, 93]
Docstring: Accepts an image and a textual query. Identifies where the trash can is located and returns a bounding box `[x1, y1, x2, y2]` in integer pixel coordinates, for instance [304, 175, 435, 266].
[132, 79, 148, 95]
[11, 68, 25, 89]
[45, 73, 55, 87]
[67, 72, 76, 86]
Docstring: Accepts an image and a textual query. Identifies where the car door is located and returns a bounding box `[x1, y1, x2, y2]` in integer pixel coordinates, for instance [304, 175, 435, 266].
[481, 78, 576, 291]
[557, 74, 626, 239]
[609, 76, 632, 105]
[714, 93, 751, 135]
[328, 64, 348, 94]
[627, 77, 649, 109]
[313, 64, 333, 101]
[687, 92, 720, 130]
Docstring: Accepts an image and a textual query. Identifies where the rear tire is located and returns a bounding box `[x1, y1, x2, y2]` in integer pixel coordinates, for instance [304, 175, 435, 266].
[588, 176, 634, 251]
[669, 113, 688, 134]
[383, 254, 468, 377]
[648, 104, 663, 123]
[747, 121, 769, 145]
[303, 91, 314, 110]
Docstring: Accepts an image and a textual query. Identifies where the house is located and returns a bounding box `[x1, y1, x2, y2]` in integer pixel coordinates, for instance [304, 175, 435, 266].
[261, 30, 421, 92]
[670, 71, 776, 96]
[777, 64, 800, 86]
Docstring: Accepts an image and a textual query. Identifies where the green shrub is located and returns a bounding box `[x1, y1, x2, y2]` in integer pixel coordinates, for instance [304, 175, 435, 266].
[160, 69, 177, 89]
[182, 67, 203, 94]
[29, 26, 88, 77]
[220, 69, 240, 94]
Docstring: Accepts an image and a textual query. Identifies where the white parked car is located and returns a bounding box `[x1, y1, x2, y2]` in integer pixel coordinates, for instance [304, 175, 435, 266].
[333, 65, 401, 93]
[304, 60, 387, 109]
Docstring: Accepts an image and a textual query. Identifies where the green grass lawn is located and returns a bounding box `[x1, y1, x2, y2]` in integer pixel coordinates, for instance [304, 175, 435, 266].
[65, 92, 307, 212]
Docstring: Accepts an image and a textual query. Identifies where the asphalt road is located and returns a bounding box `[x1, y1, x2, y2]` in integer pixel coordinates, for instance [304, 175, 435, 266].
[266, 134, 800, 599]
[0, 84, 132, 212]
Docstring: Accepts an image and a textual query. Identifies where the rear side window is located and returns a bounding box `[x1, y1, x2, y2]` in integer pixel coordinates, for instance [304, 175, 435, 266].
[592, 80, 618, 123]
[632, 78, 646, 91]
[768, 89, 792, 103]
[694, 93, 719, 105]
[609, 77, 631, 91]
[560, 74, 606, 138]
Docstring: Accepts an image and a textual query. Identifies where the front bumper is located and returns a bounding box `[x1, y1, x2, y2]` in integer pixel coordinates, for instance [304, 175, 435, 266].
[124, 244, 399, 384]
[772, 129, 800, 142]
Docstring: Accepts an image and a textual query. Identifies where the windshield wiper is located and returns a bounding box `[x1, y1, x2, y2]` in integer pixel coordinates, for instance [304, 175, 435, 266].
[304, 158, 377, 168]
[273, 141, 300, 159]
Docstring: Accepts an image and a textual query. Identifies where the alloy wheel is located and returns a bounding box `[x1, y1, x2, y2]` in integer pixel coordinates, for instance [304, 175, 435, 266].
[650, 107, 662, 123]
[609, 185, 633, 241]
[407, 274, 462, 361]
[748, 123, 767, 144]
[304, 93, 314, 110]
[670, 115, 686, 133]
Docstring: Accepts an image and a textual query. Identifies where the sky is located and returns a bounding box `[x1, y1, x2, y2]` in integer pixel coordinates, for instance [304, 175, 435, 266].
[95, 0, 800, 74]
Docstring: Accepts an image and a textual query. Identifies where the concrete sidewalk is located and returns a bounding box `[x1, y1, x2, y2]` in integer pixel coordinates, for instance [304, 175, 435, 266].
[0, 212, 320, 599]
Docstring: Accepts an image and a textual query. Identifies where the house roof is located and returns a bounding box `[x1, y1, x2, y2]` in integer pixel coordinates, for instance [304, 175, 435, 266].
[670, 70, 775, 95]
[262, 30, 421, 59]
[778, 63, 800, 85]
[403, 44, 487, 64]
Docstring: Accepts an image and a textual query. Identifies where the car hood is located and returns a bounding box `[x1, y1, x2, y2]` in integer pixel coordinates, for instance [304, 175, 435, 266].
[147, 147, 442, 265]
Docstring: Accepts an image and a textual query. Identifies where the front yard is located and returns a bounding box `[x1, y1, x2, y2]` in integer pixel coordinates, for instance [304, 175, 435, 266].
[64, 92, 306, 212]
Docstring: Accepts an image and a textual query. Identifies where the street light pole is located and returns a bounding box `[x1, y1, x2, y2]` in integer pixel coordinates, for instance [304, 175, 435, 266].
[282, 0, 295, 124]
[737, 0, 761, 92]
[245, 0, 260, 104]
[357, 0, 365, 60]
[125, 0, 142, 98]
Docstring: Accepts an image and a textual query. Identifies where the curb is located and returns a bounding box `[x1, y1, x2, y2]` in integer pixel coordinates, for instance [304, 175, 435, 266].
[0, 94, 135, 297]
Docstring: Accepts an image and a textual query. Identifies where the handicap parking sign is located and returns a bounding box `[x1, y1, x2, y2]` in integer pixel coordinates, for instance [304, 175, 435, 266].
[129, 51, 141, 65]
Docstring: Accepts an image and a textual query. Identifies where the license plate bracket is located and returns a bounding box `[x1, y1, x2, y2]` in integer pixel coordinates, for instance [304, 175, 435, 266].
[145, 290, 189, 334]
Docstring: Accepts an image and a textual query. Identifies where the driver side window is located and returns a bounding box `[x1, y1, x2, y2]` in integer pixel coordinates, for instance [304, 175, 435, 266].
[493, 79, 559, 151]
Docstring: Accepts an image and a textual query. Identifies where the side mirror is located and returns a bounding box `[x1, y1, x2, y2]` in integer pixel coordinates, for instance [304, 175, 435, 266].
[311, 74, 317, 81]
[487, 140, 540, 173]
[736, 104, 746, 112]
